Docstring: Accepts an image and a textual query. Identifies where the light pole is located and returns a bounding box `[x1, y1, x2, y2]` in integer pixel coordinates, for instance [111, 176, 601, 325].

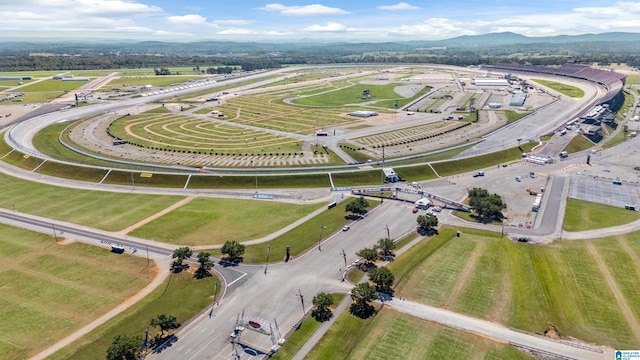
[264, 244, 271, 275]
[384, 224, 390, 239]
[52, 224, 58, 242]
[318, 224, 326, 251]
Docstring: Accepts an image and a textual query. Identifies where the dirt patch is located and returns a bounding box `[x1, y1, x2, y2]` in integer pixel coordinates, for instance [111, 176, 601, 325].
[544, 323, 560, 339]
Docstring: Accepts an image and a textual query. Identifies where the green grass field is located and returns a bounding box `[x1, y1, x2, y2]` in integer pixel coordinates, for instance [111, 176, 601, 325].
[531, 79, 585, 98]
[0, 172, 182, 231]
[0, 224, 155, 360]
[563, 198, 640, 231]
[306, 307, 532, 360]
[206, 200, 378, 263]
[130, 198, 323, 246]
[291, 81, 429, 108]
[49, 269, 219, 360]
[563, 134, 594, 153]
[388, 226, 640, 349]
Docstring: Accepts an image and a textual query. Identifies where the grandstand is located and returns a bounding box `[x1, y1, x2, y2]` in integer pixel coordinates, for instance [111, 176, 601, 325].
[482, 63, 625, 105]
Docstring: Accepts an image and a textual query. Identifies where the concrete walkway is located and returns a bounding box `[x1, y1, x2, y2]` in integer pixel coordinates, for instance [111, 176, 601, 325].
[386, 299, 613, 360]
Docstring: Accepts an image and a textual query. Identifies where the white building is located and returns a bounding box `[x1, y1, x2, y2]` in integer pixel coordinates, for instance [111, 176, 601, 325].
[349, 110, 379, 118]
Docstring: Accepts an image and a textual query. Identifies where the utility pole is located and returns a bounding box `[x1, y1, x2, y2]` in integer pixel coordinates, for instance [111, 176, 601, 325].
[146, 244, 149, 266]
[297, 289, 305, 316]
[264, 244, 271, 275]
[318, 224, 326, 251]
[381, 144, 385, 203]
[341, 248, 347, 267]
[52, 224, 58, 242]
[210, 279, 220, 317]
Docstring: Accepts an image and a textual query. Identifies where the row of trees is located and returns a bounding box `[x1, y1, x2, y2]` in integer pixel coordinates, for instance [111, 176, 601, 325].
[171, 240, 246, 275]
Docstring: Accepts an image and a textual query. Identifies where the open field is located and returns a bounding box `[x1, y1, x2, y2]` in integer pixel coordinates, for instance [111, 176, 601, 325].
[130, 198, 323, 246]
[389, 226, 640, 349]
[531, 79, 585, 98]
[306, 307, 532, 360]
[563, 198, 640, 231]
[49, 268, 219, 360]
[0, 224, 156, 360]
[0, 171, 182, 231]
[206, 200, 378, 263]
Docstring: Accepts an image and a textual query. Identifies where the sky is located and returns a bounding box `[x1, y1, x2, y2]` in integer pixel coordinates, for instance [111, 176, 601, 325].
[2, 1, 640, 42]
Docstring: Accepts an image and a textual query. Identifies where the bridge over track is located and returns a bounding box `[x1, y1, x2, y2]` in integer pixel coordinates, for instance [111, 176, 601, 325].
[352, 185, 471, 211]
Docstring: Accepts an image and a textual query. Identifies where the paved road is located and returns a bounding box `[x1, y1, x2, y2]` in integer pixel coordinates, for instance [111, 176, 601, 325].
[149, 201, 419, 359]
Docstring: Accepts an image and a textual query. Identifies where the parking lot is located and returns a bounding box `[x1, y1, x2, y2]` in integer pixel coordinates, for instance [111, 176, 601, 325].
[569, 175, 640, 208]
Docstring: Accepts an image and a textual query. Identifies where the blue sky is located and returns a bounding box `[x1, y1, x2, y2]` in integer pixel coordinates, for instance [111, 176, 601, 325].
[1, 1, 639, 41]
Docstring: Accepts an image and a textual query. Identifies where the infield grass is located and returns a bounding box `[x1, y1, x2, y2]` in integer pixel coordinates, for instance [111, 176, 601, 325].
[532, 79, 585, 98]
[0, 224, 155, 360]
[563, 198, 640, 231]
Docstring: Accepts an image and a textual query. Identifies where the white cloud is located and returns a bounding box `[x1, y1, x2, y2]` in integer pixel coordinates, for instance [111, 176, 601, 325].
[377, 2, 420, 11]
[257, 3, 349, 16]
[305, 22, 351, 32]
[166, 14, 207, 25]
[217, 28, 258, 35]
[214, 19, 255, 26]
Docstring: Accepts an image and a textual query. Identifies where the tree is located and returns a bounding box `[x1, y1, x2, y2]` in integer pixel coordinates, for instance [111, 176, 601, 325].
[345, 196, 370, 218]
[221, 240, 245, 263]
[150, 314, 180, 338]
[376, 237, 396, 258]
[106, 334, 141, 360]
[195, 252, 214, 279]
[349, 282, 377, 318]
[356, 247, 379, 270]
[311, 292, 334, 322]
[416, 214, 438, 233]
[468, 188, 507, 222]
[368, 266, 395, 294]
[172, 247, 192, 268]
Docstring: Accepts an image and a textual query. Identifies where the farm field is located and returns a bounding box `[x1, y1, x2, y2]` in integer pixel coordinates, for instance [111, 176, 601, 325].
[0, 224, 155, 360]
[129, 198, 324, 246]
[306, 307, 532, 360]
[389, 227, 640, 349]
